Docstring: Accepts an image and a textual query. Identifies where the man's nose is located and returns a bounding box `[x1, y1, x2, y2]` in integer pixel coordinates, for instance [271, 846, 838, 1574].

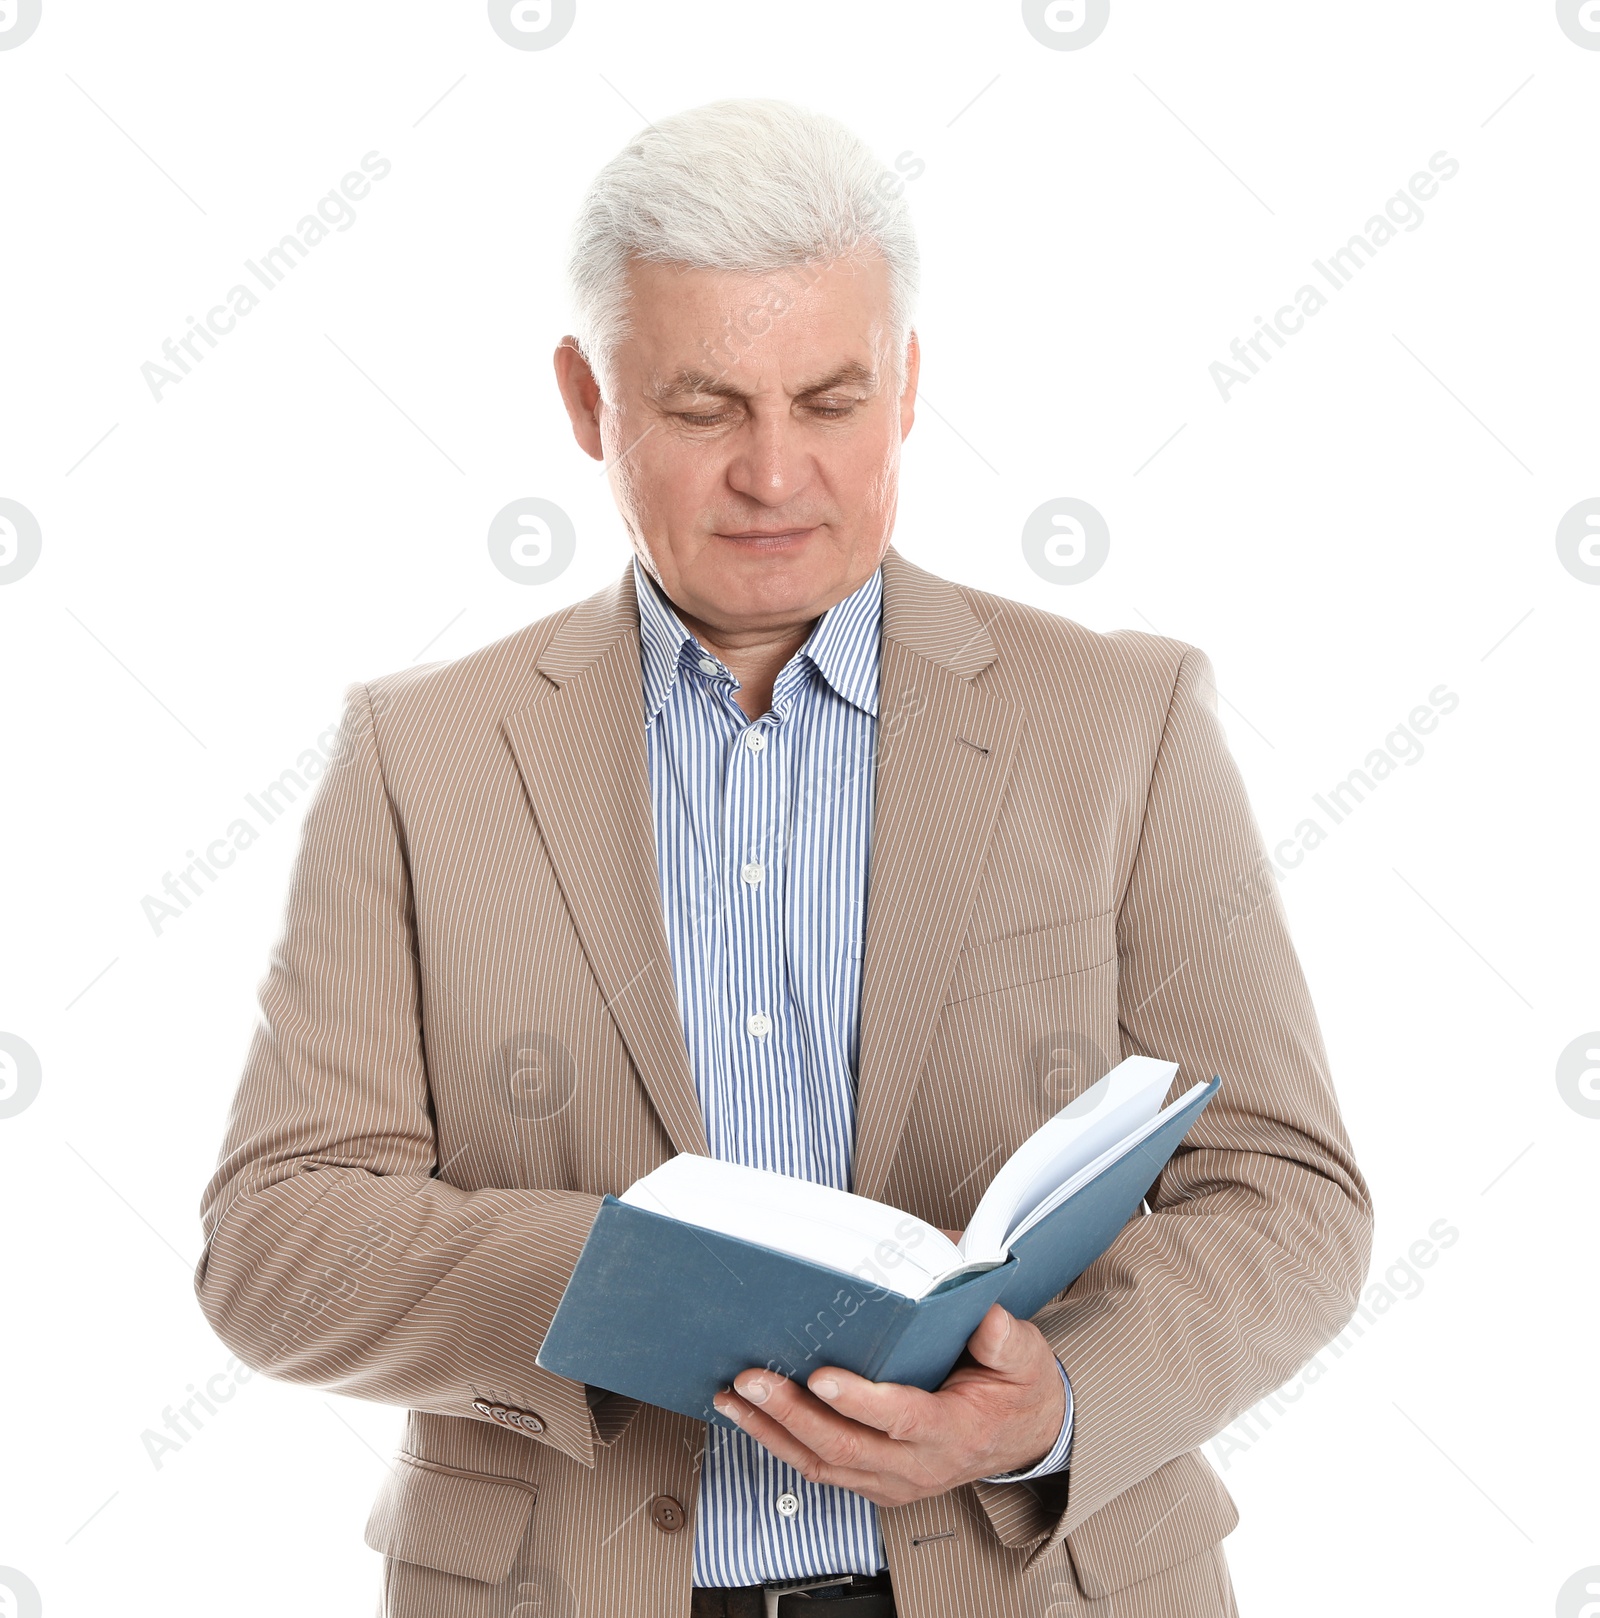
[724, 413, 812, 505]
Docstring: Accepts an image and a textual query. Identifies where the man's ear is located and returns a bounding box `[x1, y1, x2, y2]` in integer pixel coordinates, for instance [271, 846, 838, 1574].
[553, 338, 605, 461]
[899, 329, 920, 439]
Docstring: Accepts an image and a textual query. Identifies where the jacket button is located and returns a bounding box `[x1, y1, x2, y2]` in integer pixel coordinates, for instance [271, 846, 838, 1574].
[517, 1412, 545, 1434]
[472, 1399, 493, 1417]
[649, 1494, 686, 1534]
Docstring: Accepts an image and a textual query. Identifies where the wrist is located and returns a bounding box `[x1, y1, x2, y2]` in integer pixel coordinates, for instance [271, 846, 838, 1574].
[1024, 1359, 1067, 1464]
[979, 1356, 1072, 1483]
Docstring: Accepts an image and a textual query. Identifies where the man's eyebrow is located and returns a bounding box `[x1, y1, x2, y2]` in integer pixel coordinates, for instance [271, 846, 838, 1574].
[648, 361, 879, 403]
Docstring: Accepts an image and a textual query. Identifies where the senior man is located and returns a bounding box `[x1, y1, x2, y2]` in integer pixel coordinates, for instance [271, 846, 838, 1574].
[196, 99, 1373, 1618]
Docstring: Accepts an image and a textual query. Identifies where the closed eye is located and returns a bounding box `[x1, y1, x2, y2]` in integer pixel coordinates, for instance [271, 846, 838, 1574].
[675, 402, 861, 427]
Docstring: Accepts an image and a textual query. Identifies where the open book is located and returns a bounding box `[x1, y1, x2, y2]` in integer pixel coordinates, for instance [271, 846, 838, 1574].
[621, 1056, 1198, 1298]
[538, 1057, 1219, 1426]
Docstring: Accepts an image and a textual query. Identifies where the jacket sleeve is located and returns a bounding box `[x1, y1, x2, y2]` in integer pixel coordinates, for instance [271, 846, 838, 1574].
[193, 681, 608, 1469]
[971, 644, 1374, 1562]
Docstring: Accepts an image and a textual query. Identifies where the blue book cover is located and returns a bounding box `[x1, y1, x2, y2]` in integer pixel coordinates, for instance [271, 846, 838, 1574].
[536, 1076, 1220, 1426]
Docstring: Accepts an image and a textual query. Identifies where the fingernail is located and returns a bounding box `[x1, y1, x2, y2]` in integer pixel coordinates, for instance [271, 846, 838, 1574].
[812, 1376, 839, 1400]
[998, 1309, 1012, 1342]
[741, 1377, 769, 1405]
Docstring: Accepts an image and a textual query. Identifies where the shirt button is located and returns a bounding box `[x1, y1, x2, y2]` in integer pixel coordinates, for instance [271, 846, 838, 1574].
[741, 861, 764, 886]
[775, 1492, 800, 1518]
[697, 657, 719, 676]
[744, 729, 767, 752]
[746, 1012, 772, 1037]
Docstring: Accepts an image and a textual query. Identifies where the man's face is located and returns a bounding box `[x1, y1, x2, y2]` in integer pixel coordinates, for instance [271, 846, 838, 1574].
[557, 253, 918, 638]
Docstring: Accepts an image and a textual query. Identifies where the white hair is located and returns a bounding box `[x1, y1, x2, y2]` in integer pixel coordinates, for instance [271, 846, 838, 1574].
[565, 98, 920, 400]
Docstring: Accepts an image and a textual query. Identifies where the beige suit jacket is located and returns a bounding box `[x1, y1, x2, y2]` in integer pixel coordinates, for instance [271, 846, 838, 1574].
[195, 544, 1373, 1617]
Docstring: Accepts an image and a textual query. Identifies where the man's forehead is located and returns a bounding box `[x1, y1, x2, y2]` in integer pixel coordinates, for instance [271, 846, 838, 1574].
[645, 359, 880, 401]
[618, 255, 896, 393]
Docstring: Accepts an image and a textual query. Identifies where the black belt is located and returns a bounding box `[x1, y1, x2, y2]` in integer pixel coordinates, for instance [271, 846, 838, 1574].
[690, 1571, 894, 1618]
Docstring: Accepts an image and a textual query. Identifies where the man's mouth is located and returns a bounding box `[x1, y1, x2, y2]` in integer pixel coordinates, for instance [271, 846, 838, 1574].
[716, 527, 816, 548]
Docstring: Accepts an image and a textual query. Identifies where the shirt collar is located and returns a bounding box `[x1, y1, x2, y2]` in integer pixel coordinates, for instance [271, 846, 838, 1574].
[633, 553, 882, 726]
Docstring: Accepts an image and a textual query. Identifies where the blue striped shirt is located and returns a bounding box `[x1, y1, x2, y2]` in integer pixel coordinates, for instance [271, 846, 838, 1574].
[632, 554, 1073, 1587]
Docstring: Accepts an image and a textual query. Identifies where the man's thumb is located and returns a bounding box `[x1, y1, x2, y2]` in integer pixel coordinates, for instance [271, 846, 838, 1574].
[967, 1304, 1025, 1372]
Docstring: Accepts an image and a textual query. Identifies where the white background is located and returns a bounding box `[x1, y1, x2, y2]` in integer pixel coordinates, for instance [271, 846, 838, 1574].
[2, 2, 1596, 1614]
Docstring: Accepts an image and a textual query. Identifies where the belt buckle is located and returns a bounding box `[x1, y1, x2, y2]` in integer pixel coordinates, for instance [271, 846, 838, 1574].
[761, 1574, 852, 1618]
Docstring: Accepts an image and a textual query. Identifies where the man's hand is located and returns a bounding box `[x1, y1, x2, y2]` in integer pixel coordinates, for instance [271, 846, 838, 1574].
[710, 1302, 1066, 1508]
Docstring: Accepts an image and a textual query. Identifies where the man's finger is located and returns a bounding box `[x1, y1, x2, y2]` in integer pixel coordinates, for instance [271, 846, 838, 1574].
[713, 1386, 890, 1496]
[961, 1304, 1035, 1379]
[803, 1366, 940, 1443]
[730, 1370, 907, 1472]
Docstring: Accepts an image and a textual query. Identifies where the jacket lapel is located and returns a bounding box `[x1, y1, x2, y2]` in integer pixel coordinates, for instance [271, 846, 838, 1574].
[500, 562, 711, 1164]
[850, 549, 1025, 1202]
[497, 545, 1024, 1200]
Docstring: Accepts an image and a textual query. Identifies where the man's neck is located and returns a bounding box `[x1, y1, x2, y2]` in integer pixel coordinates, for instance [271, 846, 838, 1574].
[679, 612, 818, 721]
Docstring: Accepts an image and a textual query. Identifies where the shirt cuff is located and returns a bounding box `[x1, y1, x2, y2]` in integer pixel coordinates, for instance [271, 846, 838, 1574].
[978, 1357, 1073, 1483]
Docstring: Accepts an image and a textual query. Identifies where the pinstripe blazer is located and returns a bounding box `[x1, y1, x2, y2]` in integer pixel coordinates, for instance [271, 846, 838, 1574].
[194, 543, 1373, 1617]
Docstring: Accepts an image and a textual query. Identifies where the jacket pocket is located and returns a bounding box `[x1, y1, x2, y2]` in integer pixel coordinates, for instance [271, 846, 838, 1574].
[944, 910, 1116, 1005]
[1065, 1450, 1239, 1599]
[364, 1452, 538, 1585]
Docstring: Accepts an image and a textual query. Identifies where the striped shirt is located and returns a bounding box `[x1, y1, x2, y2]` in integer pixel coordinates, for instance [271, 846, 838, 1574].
[632, 553, 1074, 1587]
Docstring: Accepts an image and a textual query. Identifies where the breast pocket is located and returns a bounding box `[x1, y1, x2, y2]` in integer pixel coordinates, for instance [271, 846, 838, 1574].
[891, 908, 1123, 1225]
[943, 909, 1117, 1005]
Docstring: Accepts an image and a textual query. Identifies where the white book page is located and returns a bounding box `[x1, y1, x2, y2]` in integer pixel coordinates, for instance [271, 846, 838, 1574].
[1002, 1080, 1213, 1245]
[620, 1155, 963, 1300]
[958, 1056, 1178, 1264]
